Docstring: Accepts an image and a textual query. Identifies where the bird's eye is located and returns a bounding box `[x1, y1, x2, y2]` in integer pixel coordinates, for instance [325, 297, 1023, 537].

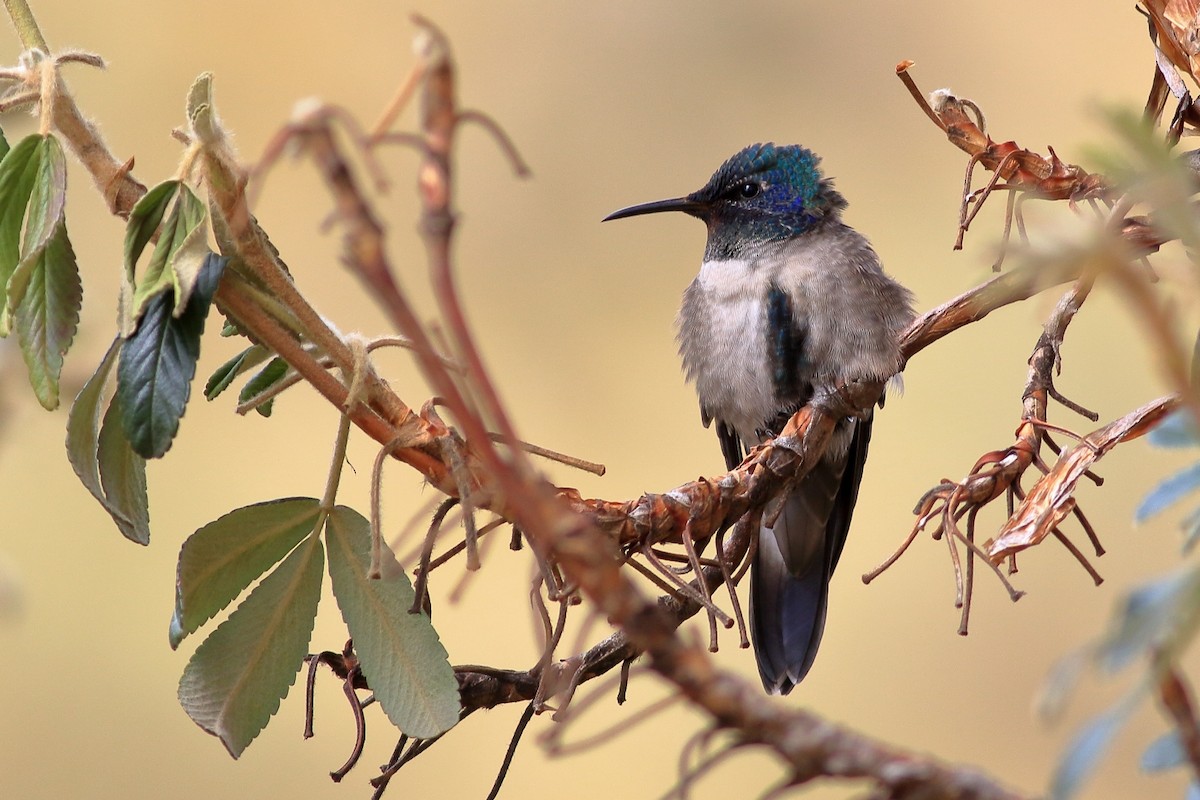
[735, 181, 761, 199]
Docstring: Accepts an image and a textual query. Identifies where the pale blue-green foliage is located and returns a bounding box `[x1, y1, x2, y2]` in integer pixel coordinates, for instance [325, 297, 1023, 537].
[1138, 410, 1200, 552]
[1141, 730, 1186, 773]
[1046, 408, 1200, 799]
[1048, 565, 1200, 799]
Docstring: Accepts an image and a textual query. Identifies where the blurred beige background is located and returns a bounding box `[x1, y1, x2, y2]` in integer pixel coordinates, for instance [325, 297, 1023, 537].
[0, 1, 1195, 798]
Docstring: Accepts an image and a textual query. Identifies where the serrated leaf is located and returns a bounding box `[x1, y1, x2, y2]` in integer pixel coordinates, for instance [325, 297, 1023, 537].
[1149, 410, 1200, 449]
[64, 337, 151, 544]
[187, 73, 218, 145]
[1142, 730, 1186, 772]
[205, 344, 269, 401]
[168, 211, 213, 318]
[117, 252, 228, 458]
[0, 135, 46, 322]
[171, 497, 321, 649]
[238, 356, 288, 417]
[123, 180, 179, 283]
[97, 389, 151, 544]
[178, 534, 323, 759]
[12, 219, 81, 409]
[128, 184, 206, 324]
[3, 135, 68, 335]
[1138, 462, 1200, 523]
[325, 506, 459, 738]
[1051, 699, 1137, 800]
[120, 180, 179, 334]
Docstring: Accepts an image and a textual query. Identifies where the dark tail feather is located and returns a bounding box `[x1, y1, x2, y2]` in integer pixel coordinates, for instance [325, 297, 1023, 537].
[750, 415, 872, 694]
[750, 518, 829, 693]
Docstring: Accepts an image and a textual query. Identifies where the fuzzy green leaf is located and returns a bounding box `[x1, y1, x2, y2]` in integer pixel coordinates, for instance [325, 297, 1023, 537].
[187, 73, 218, 145]
[0, 135, 47, 328]
[0, 136, 81, 407]
[325, 506, 459, 738]
[123, 180, 179, 283]
[12, 219, 81, 409]
[97, 389, 151, 544]
[128, 183, 207, 324]
[171, 497, 322, 649]
[3, 135, 68, 335]
[238, 356, 288, 417]
[117, 252, 227, 458]
[205, 344, 270, 401]
[120, 180, 178, 332]
[178, 534, 323, 759]
[65, 337, 151, 544]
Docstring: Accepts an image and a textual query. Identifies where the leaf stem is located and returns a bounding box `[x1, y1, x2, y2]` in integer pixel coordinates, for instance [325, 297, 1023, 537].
[3, 0, 49, 52]
[321, 408, 353, 512]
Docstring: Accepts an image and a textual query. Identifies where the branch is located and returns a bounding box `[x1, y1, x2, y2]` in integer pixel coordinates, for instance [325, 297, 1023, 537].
[987, 395, 1179, 560]
[24, 13, 1142, 797]
[313, 19, 1030, 800]
[1157, 668, 1200, 786]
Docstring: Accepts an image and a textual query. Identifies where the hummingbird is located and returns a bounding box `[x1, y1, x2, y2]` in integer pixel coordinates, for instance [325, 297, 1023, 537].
[604, 143, 915, 694]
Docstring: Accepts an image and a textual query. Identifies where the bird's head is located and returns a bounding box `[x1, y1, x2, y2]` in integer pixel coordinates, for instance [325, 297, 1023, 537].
[604, 143, 846, 257]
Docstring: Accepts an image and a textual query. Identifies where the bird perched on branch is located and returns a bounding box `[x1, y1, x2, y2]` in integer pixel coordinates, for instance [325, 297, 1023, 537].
[604, 143, 915, 694]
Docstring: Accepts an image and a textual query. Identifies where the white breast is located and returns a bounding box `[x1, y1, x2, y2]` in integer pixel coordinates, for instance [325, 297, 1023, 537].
[677, 257, 779, 443]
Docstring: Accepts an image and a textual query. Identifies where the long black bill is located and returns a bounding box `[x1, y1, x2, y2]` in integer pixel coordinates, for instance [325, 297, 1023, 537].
[602, 196, 707, 222]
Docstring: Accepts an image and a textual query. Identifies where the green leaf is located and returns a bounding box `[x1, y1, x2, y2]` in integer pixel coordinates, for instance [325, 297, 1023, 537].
[0, 127, 10, 160]
[123, 180, 179, 284]
[178, 534, 323, 759]
[98, 389, 151, 545]
[1142, 730, 1186, 773]
[1149, 410, 1200, 449]
[12, 219, 81, 409]
[205, 344, 270, 401]
[1138, 462, 1200, 523]
[187, 72, 218, 145]
[325, 506, 460, 738]
[1051, 698, 1137, 800]
[0, 135, 48, 328]
[3, 135, 69, 335]
[171, 497, 321, 649]
[238, 356, 288, 417]
[117, 252, 228, 458]
[120, 180, 179, 333]
[64, 337, 151, 544]
[0, 135, 82, 408]
[127, 183, 207, 324]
